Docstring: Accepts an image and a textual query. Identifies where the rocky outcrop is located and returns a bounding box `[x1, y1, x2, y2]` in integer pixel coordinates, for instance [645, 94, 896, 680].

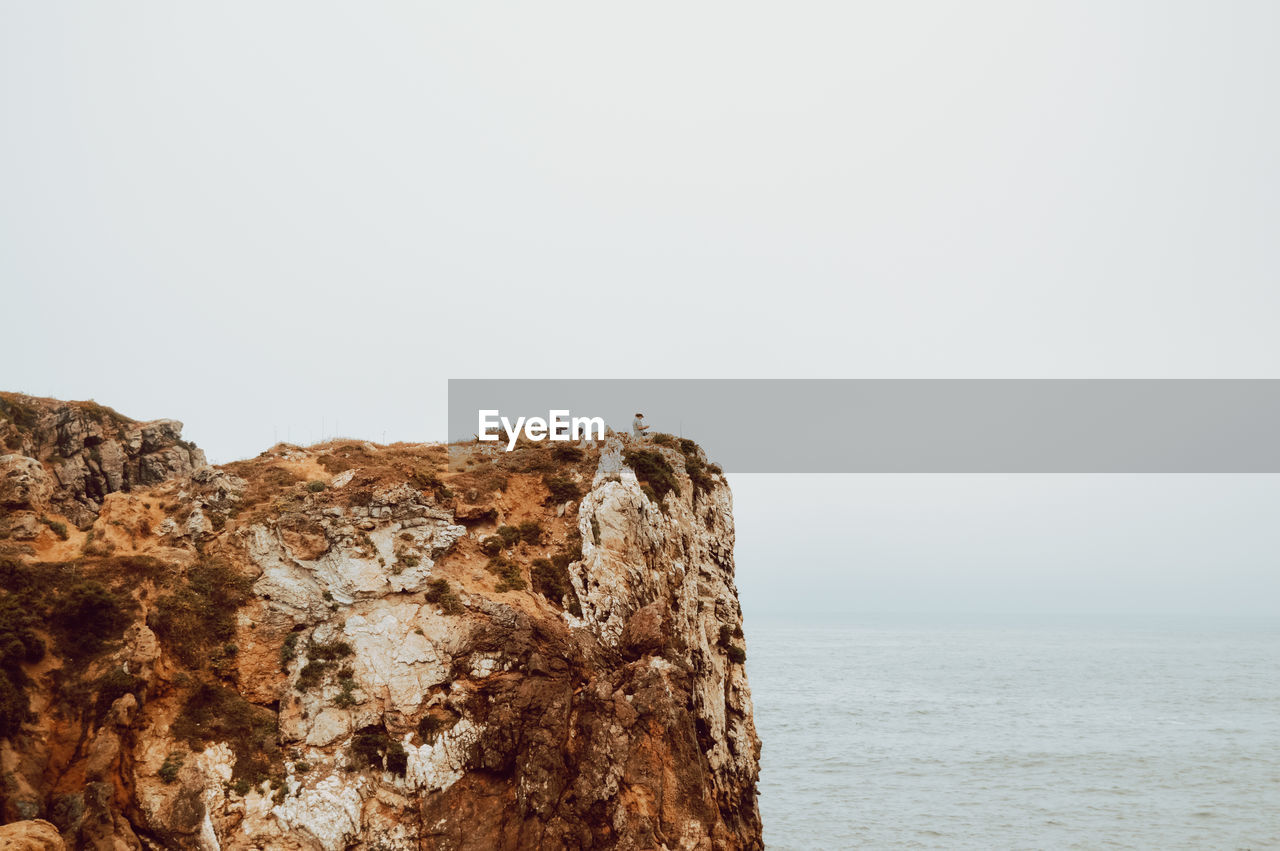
[0, 393, 206, 527]
[0, 402, 760, 850]
[0, 455, 53, 510]
[573, 441, 758, 839]
[0, 455, 56, 541]
[0, 819, 66, 849]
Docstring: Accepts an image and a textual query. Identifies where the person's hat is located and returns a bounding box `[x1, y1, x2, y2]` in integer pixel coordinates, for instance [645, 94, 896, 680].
[635, 412, 644, 417]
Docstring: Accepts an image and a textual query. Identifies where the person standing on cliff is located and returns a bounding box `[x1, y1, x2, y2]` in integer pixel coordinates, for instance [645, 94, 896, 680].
[632, 413, 649, 439]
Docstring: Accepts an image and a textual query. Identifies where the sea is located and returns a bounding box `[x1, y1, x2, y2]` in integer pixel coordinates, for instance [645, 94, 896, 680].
[747, 614, 1280, 850]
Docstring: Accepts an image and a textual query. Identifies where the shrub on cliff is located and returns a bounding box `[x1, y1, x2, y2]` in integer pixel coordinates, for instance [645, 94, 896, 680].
[532, 542, 584, 617]
[417, 707, 460, 744]
[351, 726, 407, 776]
[309, 639, 354, 661]
[684, 456, 716, 499]
[551, 443, 584, 462]
[158, 751, 185, 784]
[0, 558, 39, 596]
[425, 577, 463, 614]
[333, 671, 357, 707]
[296, 660, 328, 692]
[280, 632, 301, 667]
[50, 580, 130, 662]
[38, 516, 68, 540]
[295, 638, 354, 691]
[0, 396, 39, 430]
[411, 468, 452, 499]
[150, 558, 252, 668]
[496, 525, 522, 548]
[487, 555, 525, 592]
[542, 473, 580, 504]
[173, 681, 283, 786]
[93, 667, 145, 720]
[531, 558, 567, 601]
[0, 595, 44, 736]
[0, 599, 43, 668]
[516, 520, 543, 544]
[623, 448, 680, 503]
[0, 677, 27, 739]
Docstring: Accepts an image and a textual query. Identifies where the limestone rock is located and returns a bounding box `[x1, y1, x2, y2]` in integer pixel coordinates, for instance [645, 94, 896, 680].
[0, 397, 760, 850]
[452, 502, 497, 524]
[0, 454, 53, 510]
[0, 819, 65, 850]
[0, 510, 41, 540]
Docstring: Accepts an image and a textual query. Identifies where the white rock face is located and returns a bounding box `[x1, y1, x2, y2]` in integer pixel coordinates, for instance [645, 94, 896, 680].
[194, 746, 234, 851]
[306, 708, 352, 747]
[573, 436, 758, 792]
[341, 602, 453, 714]
[403, 717, 482, 792]
[226, 481, 481, 847]
[248, 512, 465, 618]
[271, 772, 365, 851]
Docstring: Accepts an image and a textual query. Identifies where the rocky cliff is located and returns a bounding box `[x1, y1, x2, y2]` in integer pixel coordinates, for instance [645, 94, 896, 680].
[0, 393, 206, 529]
[0, 395, 761, 850]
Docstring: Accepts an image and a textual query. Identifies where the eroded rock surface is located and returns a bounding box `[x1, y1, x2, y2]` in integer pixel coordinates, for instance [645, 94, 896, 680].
[0, 401, 760, 850]
[0, 818, 66, 850]
[0, 393, 206, 526]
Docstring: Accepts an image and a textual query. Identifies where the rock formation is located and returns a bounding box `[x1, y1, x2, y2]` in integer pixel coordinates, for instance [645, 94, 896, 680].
[0, 397, 760, 849]
[0, 818, 67, 850]
[0, 393, 206, 528]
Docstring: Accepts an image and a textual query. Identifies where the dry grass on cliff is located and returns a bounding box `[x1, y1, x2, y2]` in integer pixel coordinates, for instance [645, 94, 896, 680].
[0, 391, 133, 428]
[222, 440, 452, 520]
[0, 553, 159, 734]
[424, 439, 602, 615]
[426, 471, 587, 615]
[446, 440, 598, 504]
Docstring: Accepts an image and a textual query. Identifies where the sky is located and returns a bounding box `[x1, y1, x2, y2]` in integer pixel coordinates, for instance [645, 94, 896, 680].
[732, 474, 1280, 618]
[3, 3, 1279, 616]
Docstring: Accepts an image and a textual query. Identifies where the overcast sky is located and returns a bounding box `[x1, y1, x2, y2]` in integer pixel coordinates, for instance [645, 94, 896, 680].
[3, 4, 1278, 616]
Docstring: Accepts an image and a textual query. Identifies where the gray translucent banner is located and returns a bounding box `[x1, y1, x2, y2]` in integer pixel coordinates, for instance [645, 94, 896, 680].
[447, 380, 1280, 473]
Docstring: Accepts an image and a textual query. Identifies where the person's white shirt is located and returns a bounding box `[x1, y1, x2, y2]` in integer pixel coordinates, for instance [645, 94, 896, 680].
[632, 416, 647, 438]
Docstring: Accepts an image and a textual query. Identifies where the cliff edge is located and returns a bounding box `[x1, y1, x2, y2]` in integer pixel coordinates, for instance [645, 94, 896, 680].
[0, 395, 761, 850]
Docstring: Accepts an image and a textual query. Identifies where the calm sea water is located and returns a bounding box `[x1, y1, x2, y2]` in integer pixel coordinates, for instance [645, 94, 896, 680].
[747, 615, 1280, 850]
